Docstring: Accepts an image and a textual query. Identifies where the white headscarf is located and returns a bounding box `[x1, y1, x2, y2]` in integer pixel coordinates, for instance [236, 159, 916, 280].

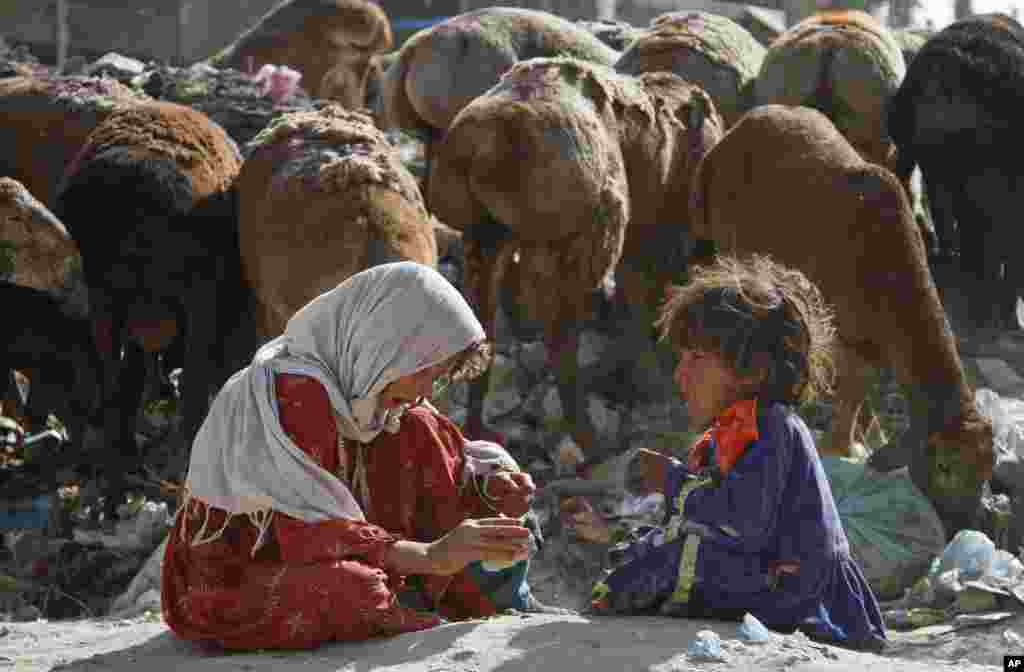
[182, 262, 485, 545]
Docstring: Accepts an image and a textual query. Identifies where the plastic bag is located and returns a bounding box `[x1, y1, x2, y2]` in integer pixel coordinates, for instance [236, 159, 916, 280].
[687, 630, 725, 660]
[738, 613, 771, 643]
[935, 530, 996, 581]
[822, 456, 947, 600]
[976, 388, 1024, 462]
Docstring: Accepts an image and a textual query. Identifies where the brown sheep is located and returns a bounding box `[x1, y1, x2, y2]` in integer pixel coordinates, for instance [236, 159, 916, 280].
[0, 76, 149, 210]
[0, 281, 102, 456]
[379, 7, 619, 186]
[237, 105, 437, 341]
[0, 177, 84, 306]
[207, 0, 392, 103]
[0, 178, 98, 446]
[688, 104, 994, 536]
[55, 101, 247, 513]
[755, 11, 906, 176]
[429, 57, 723, 460]
[755, 11, 938, 253]
[615, 11, 766, 128]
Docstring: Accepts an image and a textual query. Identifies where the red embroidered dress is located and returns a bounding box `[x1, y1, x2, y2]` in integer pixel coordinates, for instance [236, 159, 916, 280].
[163, 374, 506, 650]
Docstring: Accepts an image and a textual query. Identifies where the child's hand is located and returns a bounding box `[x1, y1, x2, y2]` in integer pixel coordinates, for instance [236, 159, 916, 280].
[426, 517, 531, 576]
[627, 448, 676, 496]
[559, 497, 613, 544]
[484, 471, 536, 518]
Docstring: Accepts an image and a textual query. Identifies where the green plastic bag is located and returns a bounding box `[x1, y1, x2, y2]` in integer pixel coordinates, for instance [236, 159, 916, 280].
[822, 456, 947, 601]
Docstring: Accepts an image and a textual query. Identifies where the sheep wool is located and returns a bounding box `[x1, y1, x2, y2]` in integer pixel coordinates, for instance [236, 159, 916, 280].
[616, 11, 766, 127]
[0, 178, 82, 302]
[207, 0, 392, 100]
[755, 10, 906, 165]
[0, 76, 150, 208]
[239, 104, 436, 340]
[381, 7, 619, 136]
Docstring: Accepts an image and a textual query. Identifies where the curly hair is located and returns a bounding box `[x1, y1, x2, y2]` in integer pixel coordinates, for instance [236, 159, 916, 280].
[447, 339, 495, 384]
[655, 254, 836, 405]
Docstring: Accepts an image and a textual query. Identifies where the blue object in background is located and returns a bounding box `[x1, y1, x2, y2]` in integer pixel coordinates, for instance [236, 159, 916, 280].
[0, 495, 51, 532]
[391, 17, 449, 31]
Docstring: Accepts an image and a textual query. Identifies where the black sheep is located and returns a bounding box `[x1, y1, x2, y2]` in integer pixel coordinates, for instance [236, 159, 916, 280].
[0, 281, 102, 451]
[887, 13, 1024, 329]
[54, 102, 255, 513]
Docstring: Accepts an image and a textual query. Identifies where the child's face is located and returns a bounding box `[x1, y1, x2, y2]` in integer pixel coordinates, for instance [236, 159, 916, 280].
[674, 348, 758, 429]
[378, 358, 454, 410]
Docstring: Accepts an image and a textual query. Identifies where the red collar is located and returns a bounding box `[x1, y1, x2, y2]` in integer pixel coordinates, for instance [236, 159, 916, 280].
[687, 398, 760, 476]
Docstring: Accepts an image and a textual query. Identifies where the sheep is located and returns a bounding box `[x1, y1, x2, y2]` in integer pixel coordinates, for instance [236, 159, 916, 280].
[0, 281, 102, 457]
[336, 49, 399, 117]
[887, 13, 1024, 330]
[379, 7, 619, 189]
[688, 103, 994, 536]
[614, 11, 766, 128]
[0, 177, 85, 309]
[0, 76, 149, 210]
[237, 105, 437, 341]
[892, 27, 931, 65]
[0, 178, 99, 447]
[207, 0, 392, 103]
[756, 10, 906, 167]
[54, 101, 247, 513]
[428, 57, 724, 461]
[754, 10, 939, 256]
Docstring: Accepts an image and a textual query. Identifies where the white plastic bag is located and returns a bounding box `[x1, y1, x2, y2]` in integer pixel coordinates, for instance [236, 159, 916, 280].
[976, 388, 1024, 461]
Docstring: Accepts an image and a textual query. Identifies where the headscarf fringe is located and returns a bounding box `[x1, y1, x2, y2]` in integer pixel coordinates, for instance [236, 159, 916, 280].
[174, 486, 240, 549]
[247, 509, 276, 557]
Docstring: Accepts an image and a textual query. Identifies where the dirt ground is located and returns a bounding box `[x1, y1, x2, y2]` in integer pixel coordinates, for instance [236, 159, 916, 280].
[0, 610, 1012, 672]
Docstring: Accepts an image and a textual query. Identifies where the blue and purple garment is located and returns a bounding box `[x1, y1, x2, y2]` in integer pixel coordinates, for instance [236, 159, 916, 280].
[590, 401, 886, 652]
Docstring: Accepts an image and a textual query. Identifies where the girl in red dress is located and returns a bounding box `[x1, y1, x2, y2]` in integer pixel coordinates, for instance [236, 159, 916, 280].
[162, 262, 560, 651]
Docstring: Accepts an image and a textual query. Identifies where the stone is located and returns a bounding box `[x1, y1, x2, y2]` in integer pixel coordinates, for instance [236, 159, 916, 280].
[629, 401, 683, 436]
[554, 436, 585, 475]
[974, 358, 1024, 396]
[109, 538, 166, 617]
[542, 386, 565, 425]
[483, 354, 525, 422]
[519, 341, 549, 379]
[483, 386, 522, 424]
[578, 329, 610, 369]
[587, 395, 621, 443]
[86, 52, 146, 79]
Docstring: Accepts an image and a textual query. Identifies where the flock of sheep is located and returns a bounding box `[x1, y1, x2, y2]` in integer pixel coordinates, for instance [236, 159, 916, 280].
[1, 1, 1020, 537]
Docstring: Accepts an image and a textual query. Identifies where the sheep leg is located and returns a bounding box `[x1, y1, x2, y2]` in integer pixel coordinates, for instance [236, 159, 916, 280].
[1009, 259, 1024, 331]
[0, 367, 18, 422]
[821, 342, 872, 457]
[924, 172, 956, 261]
[953, 192, 999, 330]
[102, 335, 147, 518]
[549, 324, 602, 464]
[181, 267, 229, 446]
[462, 227, 504, 442]
[420, 129, 443, 212]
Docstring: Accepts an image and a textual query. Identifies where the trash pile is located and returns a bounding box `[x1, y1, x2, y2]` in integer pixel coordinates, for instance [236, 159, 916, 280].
[881, 529, 1024, 634]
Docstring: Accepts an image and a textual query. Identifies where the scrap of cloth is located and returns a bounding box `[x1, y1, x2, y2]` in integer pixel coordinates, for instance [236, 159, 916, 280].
[688, 398, 760, 476]
[590, 402, 886, 652]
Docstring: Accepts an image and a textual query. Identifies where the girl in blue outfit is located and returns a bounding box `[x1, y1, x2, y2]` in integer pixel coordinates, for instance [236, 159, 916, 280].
[589, 254, 887, 653]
